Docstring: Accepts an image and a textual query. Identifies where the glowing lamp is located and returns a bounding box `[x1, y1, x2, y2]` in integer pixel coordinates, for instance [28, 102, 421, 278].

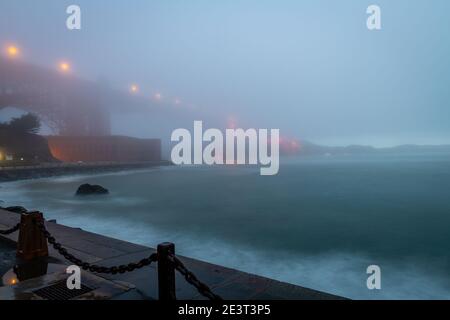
[130, 84, 139, 93]
[6, 45, 19, 57]
[59, 62, 70, 72]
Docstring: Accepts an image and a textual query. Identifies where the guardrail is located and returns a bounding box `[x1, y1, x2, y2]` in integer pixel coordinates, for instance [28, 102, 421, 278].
[1, 211, 222, 300]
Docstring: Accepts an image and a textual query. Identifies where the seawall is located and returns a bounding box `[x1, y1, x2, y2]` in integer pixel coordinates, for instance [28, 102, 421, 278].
[0, 208, 346, 300]
[0, 161, 172, 182]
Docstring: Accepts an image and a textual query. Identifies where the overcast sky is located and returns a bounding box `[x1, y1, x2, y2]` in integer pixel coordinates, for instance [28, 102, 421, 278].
[1, 0, 450, 147]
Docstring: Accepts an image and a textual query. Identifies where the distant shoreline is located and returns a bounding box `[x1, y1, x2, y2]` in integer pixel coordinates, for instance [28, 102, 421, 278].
[291, 141, 450, 157]
[0, 161, 173, 182]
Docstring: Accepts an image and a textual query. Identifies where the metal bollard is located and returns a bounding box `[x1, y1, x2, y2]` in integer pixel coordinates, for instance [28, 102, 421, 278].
[157, 242, 176, 300]
[16, 211, 48, 261]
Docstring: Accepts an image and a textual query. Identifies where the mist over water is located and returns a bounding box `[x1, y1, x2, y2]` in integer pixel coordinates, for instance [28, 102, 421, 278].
[2, 0, 450, 303]
[2, 153, 450, 299]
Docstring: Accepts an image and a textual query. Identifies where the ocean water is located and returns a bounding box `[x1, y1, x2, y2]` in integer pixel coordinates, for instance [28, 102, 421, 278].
[1, 152, 450, 299]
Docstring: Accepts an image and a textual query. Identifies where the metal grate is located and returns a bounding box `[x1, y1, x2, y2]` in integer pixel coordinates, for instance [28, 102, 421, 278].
[33, 280, 94, 300]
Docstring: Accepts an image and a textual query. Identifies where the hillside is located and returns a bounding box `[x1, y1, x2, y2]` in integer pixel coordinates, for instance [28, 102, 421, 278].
[295, 141, 450, 156]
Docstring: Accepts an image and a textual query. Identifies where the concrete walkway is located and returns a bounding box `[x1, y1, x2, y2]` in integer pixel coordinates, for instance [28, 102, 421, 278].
[0, 209, 345, 300]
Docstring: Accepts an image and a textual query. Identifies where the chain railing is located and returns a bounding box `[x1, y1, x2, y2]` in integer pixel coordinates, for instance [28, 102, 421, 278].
[169, 253, 223, 300]
[0, 210, 223, 300]
[35, 219, 158, 274]
[0, 222, 20, 235]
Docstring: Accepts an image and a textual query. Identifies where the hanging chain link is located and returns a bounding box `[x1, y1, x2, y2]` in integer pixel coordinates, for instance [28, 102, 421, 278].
[34, 219, 157, 274]
[0, 222, 20, 235]
[168, 254, 223, 301]
[2, 216, 224, 300]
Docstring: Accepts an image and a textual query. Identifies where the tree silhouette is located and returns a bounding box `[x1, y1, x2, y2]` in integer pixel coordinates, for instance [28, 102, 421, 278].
[1, 113, 41, 134]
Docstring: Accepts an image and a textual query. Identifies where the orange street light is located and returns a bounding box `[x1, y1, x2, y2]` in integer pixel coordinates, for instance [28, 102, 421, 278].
[59, 62, 71, 72]
[6, 45, 19, 58]
[130, 84, 139, 93]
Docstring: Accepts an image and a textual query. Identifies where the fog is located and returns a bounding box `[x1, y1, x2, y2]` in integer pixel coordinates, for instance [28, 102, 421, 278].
[1, 0, 450, 147]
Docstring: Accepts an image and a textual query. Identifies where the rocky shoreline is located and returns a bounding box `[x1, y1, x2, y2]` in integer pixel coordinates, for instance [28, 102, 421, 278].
[0, 161, 173, 182]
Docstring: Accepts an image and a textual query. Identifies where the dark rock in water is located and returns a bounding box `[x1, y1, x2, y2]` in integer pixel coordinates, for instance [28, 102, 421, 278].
[2, 206, 28, 214]
[76, 184, 109, 196]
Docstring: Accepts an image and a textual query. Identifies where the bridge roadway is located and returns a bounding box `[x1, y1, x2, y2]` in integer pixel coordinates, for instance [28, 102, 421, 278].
[0, 57, 196, 136]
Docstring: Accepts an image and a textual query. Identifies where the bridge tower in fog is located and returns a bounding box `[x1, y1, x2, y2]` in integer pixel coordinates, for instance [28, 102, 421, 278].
[0, 57, 110, 136]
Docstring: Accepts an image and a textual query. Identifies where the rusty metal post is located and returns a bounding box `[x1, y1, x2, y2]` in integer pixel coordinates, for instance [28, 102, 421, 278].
[16, 211, 48, 261]
[157, 242, 176, 300]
